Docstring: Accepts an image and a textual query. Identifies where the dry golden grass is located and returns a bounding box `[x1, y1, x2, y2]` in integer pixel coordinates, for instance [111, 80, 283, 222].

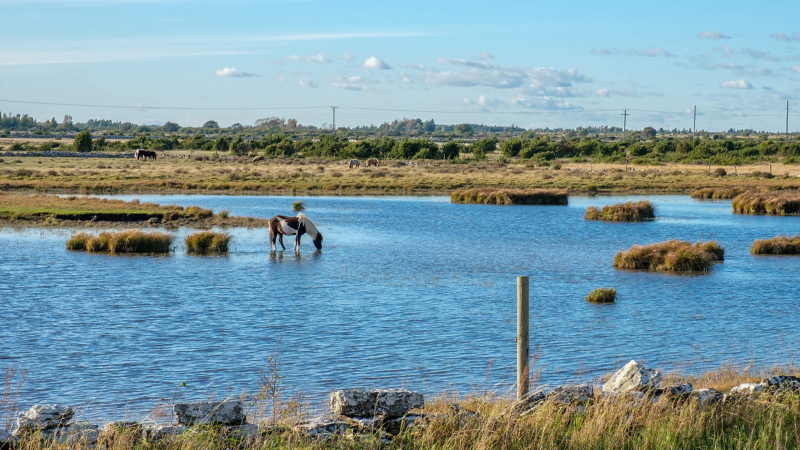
[751, 235, 800, 255]
[451, 188, 568, 205]
[690, 187, 747, 199]
[66, 230, 173, 254]
[585, 200, 655, 221]
[185, 231, 231, 254]
[732, 191, 800, 215]
[614, 240, 724, 273]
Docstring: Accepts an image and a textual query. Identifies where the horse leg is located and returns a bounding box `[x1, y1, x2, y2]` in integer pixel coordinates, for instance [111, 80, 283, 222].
[269, 228, 276, 251]
[278, 234, 286, 250]
[295, 234, 301, 251]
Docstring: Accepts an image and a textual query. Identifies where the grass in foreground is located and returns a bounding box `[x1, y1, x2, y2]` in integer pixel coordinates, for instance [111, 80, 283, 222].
[614, 240, 724, 273]
[586, 288, 616, 303]
[751, 235, 800, 255]
[450, 188, 568, 205]
[185, 231, 231, 254]
[585, 200, 654, 222]
[66, 230, 173, 254]
[690, 187, 747, 200]
[732, 191, 800, 215]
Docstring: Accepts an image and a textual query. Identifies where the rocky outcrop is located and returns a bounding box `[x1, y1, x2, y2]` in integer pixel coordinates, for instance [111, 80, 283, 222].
[294, 418, 348, 437]
[142, 424, 186, 441]
[760, 375, 800, 392]
[48, 424, 99, 446]
[549, 384, 593, 405]
[729, 383, 763, 396]
[173, 399, 245, 425]
[650, 384, 693, 398]
[330, 389, 423, 418]
[15, 404, 74, 431]
[690, 388, 724, 405]
[602, 360, 661, 392]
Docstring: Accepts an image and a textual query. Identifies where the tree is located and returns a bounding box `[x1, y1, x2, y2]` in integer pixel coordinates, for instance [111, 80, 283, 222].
[203, 120, 220, 129]
[455, 123, 474, 136]
[74, 130, 93, 152]
[93, 135, 106, 148]
[214, 135, 231, 153]
[642, 127, 657, 140]
[442, 141, 463, 159]
[162, 122, 179, 133]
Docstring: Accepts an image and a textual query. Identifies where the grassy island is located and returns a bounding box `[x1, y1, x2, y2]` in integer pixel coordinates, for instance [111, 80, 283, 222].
[614, 240, 724, 273]
[585, 200, 654, 222]
[185, 231, 232, 254]
[450, 188, 568, 205]
[732, 191, 800, 215]
[586, 288, 617, 303]
[690, 187, 747, 200]
[751, 235, 800, 255]
[66, 230, 173, 254]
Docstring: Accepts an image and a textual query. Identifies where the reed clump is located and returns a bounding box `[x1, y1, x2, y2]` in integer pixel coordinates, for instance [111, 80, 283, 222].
[450, 188, 568, 205]
[585, 200, 654, 221]
[614, 240, 724, 273]
[66, 230, 173, 254]
[586, 288, 616, 303]
[690, 187, 746, 200]
[751, 235, 800, 255]
[185, 231, 231, 254]
[732, 191, 800, 215]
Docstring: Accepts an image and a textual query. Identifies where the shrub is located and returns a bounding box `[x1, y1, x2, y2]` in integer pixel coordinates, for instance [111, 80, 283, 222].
[293, 201, 305, 212]
[185, 231, 231, 254]
[552, 163, 562, 170]
[450, 189, 568, 206]
[614, 240, 724, 273]
[732, 191, 800, 215]
[586, 288, 616, 303]
[713, 168, 727, 177]
[585, 201, 655, 222]
[751, 235, 800, 255]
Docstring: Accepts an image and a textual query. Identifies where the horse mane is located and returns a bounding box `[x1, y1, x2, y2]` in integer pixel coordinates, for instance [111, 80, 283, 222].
[297, 213, 323, 247]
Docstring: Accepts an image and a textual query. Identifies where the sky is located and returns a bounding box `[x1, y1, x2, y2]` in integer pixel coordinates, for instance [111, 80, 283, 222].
[1, 0, 800, 131]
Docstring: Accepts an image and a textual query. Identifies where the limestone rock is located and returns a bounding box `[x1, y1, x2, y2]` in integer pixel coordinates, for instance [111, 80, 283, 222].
[759, 375, 800, 392]
[0, 429, 14, 449]
[48, 424, 99, 446]
[222, 423, 261, 445]
[16, 404, 74, 431]
[690, 388, 724, 405]
[330, 389, 423, 418]
[729, 383, 763, 396]
[294, 418, 348, 438]
[173, 399, 245, 425]
[142, 424, 186, 441]
[549, 384, 594, 405]
[602, 360, 661, 392]
[650, 384, 693, 398]
[447, 403, 479, 420]
[512, 391, 547, 415]
[382, 415, 422, 435]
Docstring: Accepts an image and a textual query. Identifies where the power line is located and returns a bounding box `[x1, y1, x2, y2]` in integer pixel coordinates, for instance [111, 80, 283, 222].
[0, 99, 329, 111]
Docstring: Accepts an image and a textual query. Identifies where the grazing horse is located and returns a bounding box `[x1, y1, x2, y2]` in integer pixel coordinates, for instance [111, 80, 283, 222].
[269, 213, 323, 251]
[136, 150, 157, 161]
[366, 158, 379, 167]
[349, 159, 360, 169]
[253, 156, 265, 163]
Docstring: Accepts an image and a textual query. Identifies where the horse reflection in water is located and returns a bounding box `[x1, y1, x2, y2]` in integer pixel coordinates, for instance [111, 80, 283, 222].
[268, 213, 323, 251]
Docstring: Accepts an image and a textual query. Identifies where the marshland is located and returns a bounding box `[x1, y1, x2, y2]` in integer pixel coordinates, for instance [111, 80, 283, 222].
[3, 193, 800, 426]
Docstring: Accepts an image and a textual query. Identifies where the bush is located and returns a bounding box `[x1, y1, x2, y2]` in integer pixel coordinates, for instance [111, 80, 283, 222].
[74, 130, 93, 153]
[751, 235, 800, 255]
[586, 288, 616, 303]
[552, 163, 562, 170]
[185, 231, 231, 254]
[585, 201, 655, 222]
[614, 240, 724, 273]
[713, 168, 727, 177]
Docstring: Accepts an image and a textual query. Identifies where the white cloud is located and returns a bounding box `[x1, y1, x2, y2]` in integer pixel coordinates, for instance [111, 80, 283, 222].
[338, 52, 356, 62]
[285, 53, 331, 63]
[771, 32, 800, 42]
[215, 67, 260, 77]
[332, 75, 372, 90]
[437, 57, 494, 69]
[591, 47, 674, 57]
[697, 31, 730, 40]
[792, 66, 800, 74]
[460, 95, 501, 110]
[740, 47, 779, 61]
[507, 95, 581, 110]
[363, 56, 391, 70]
[423, 61, 590, 90]
[720, 79, 753, 89]
[399, 63, 429, 71]
[474, 52, 495, 60]
[298, 79, 318, 88]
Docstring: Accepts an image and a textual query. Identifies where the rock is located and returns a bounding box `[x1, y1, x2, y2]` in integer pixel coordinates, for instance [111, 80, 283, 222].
[729, 383, 763, 396]
[48, 424, 99, 446]
[513, 391, 547, 415]
[16, 404, 74, 431]
[222, 423, 261, 445]
[689, 388, 724, 405]
[649, 384, 693, 398]
[142, 424, 186, 441]
[99, 421, 142, 446]
[382, 415, 422, 435]
[0, 429, 14, 449]
[549, 384, 594, 405]
[294, 418, 348, 438]
[147, 217, 160, 224]
[173, 399, 245, 425]
[602, 360, 661, 393]
[447, 403, 479, 420]
[759, 375, 800, 392]
[330, 389, 423, 418]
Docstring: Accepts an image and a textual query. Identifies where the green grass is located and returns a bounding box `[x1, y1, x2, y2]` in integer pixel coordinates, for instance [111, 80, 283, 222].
[586, 288, 616, 303]
[584, 200, 655, 222]
[732, 191, 800, 215]
[751, 235, 800, 255]
[614, 240, 724, 273]
[451, 188, 568, 205]
[185, 231, 231, 254]
[292, 201, 305, 212]
[66, 230, 173, 254]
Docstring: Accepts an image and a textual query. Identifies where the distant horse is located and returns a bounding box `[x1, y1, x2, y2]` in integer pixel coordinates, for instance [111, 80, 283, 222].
[136, 150, 157, 161]
[349, 159, 360, 169]
[253, 156, 265, 163]
[269, 213, 323, 251]
[366, 158, 379, 167]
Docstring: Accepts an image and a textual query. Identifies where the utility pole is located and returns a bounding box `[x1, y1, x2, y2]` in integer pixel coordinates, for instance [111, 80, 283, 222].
[621, 109, 629, 142]
[331, 106, 338, 136]
[787, 101, 790, 143]
[693, 105, 697, 141]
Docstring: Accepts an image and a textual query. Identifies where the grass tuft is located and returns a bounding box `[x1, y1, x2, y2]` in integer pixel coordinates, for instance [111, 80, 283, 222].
[67, 230, 173, 254]
[732, 191, 800, 215]
[690, 187, 746, 200]
[65, 232, 92, 250]
[751, 235, 800, 255]
[585, 200, 655, 222]
[451, 188, 568, 205]
[292, 201, 305, 212]
[586, 288, 616, 303]
[185, 231, 231, 254]
[614, 240, 724, 273]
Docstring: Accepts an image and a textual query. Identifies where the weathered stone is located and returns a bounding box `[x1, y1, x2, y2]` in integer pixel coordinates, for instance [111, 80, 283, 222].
[16, 404, 74, 431]
[221, 423, 261, 445]
[48, 424, 99, 446]
[512, 391, 547, 415]
[173, 399, 245, 425]
[330, 389, 423, 418]
[0, 429, 14, 450]
[729, 383, 763, 396]
[142, 424, 186, 441]
[101, 421, 142, 434]
[690, 388, 724, 405]
[650, 384, 693, 398]
[549, 384, 594, 405]
[447, 403, 479, 420]
[382, 415, 422, 435]
[602, 360, 661, 392]
[759, 375, 800, 392]
[294, 418, 348, 438]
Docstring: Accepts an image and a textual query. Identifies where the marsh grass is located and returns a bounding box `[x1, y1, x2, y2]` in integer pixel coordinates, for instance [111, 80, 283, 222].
[751, 235, 800, 255]
[586, 288, 616, 303]
[185, 231, 231, 254]
[292, 201, 305, 212]
[67, 230, 173, 254]
[690, 187, 747, 200]
[451, 188, 568, 205]
[614, 240, 724, 273]
[585, 201, 654, 222]
[732, 191, 800, 215]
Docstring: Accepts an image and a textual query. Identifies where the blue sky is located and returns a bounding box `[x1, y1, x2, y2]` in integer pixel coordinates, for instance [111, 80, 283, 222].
[1, 0, 799, 131]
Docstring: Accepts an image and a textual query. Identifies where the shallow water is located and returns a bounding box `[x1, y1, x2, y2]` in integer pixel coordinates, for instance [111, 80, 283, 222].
[1, 194, 799, 421]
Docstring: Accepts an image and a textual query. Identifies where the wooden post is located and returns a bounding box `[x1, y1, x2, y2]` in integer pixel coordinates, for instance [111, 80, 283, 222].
[517, 276, 530, 400]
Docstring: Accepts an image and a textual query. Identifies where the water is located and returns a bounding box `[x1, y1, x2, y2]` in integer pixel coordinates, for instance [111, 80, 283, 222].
[1, 194, 800, 421]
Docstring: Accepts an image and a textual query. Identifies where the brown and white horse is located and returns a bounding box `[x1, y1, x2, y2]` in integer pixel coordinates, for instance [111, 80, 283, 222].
[269, 213, 323, 251]
[366, 158, 379, 167]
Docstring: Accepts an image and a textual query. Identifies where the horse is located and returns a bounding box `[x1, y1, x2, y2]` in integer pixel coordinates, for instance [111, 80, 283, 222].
[269, 213, 323, 251]
[349, 159, 360, 169]
[144, 150, 157, 161]
[366, 158, 379, 167]
[253, 156, 264, 163]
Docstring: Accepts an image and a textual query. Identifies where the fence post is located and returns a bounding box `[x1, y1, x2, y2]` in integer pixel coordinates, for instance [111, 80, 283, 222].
[517, 276, 530, 400]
